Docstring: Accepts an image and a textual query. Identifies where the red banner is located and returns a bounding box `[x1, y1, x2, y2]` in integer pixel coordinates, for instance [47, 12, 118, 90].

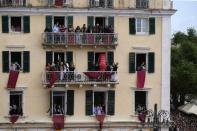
[96, 115, 105, 130]
[10, 115, 19, 124]
[7, 71, 19, 89]
[137, 71, 146, 88]
[47, 72, 58, 88]
[99, 53, 106, 71]
[52, 115, 64, 130]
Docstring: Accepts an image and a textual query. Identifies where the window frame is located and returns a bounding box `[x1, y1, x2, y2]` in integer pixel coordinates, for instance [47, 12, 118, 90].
[135, 18, 149, 34]
[9, 51, 23, 71]
[9, 16, 24, 33]
[50, 51, 72, 63]
[53, 16, 67, 28]
[135, 52, 148, 72]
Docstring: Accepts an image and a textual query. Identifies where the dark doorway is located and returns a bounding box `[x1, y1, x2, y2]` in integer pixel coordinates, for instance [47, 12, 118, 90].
[136, 54, 146, 71]
[54, 16, 65, 26]
[94, 92, 106, 113]
[11, 52, 22, 67]
[95, 17, 106, 27]
[135, 91, 147, 112]
[53, 91, 65, 114]
[54, 52, 65, 63]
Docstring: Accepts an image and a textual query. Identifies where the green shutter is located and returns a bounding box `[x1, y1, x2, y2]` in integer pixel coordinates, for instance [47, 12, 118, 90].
[2, 51, 9, 73]
[87, 16, 94, 28]
[129, 53, 136, 73]
[2, 16, 9, 33]
[46, 16, 52, 29]
[88, 52, 94, 71]
[149, 17, 155, 34]
[46, 51, 53, 65]
[148, 52, 155, 73]
[23, 51, 30, 73]
[50, 91, 52, 115]
[107, 90, 115, 115]
[67, 90, 74, 115]
[129, 18, 136, 35]
[108, 16, 114, 28]
[107, 52, 114, 66]
[86, 90, 93, 115]
[67, 16, 73, 28]
[66, 51, 73, 64]
[23, 16, 30, 33]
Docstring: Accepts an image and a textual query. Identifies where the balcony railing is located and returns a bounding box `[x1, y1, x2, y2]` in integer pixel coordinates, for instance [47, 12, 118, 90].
[89, 0, 113, 8]
[48, 0, 73, 7]
[42, 71, 118, 85]
[0, 0, 27, 7]
[136, 0, 149, 9]
[42, 33, 118, 48]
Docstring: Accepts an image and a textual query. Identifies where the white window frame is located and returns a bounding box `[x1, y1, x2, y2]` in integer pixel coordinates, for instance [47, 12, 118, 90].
[51, 51, 72, 63]
[9, 16, 24, 33]
[9, 51, 23, 71]
[136, 18, 149, 34]
[135, 52, 148, 72]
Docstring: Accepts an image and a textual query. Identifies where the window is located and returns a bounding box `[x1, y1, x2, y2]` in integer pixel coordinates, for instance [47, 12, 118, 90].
[89, 0, 113, 8]
[9, 91, 23, 116]
[136, 18, 149, 34]
[11, 16, 22, 32]
[2, 51, 30, 73]
[50, 90, 74, 115]
[135, 91, 147, 113]
[86, 90, 115, 115]
[136, 0, 149, 9]
[136, 53, 146, 71]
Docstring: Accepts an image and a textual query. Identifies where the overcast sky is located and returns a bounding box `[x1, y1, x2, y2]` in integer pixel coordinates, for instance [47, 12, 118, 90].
[171, 0, 197, 34]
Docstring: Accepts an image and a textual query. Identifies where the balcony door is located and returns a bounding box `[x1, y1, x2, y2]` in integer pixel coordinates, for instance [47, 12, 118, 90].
[95, 17, 106, 28]
[54, 52, 65, 64]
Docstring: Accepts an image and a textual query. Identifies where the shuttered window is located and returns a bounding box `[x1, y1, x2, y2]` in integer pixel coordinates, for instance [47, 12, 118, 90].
[2, 16, 9, 33]
[23, 16, 30, 33]
[66, 90, 74, 115]
[129, 53, 136, 73]
[66, 52, 73, 64]
[46, 16, 53, 29]
[87, 16, 94, 29]
[23, 51, 30, 73]
[107, 90, 115, 115]
[129, 18, 136, 34]
[108, 16, 114, 28]
[46, 51, 53, 65]
[67, 16, 73, 28]
[149, 17, 155, 34]
[88, 52, 94, 71]
[2, 51, 9, 73]
[148, 52, 155, 73]
[86, 90, 93, 115]
[107, 52, 114, 66]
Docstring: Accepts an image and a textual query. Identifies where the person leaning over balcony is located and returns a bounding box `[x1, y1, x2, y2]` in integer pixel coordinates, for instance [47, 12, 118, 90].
[53, 23, 60, 43]
[75, 26, 81, 44]
[111, 62, 118, 81]
[60, 62, 64, 81]
[81, 24, 87, 44]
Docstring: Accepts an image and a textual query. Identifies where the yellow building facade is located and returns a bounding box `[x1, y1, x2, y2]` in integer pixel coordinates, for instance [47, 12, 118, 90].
[0, 0, 175, 130]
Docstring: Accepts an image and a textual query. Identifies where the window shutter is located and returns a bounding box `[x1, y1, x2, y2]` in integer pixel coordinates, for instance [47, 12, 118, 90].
[23, 51, 30, 73]
[129, 18, 136, 35]
[67, 16, 73, 28]
[88, 52, 94, 71]
[148, 52, 155, 73]
[66, 51, 73, 64]
[108, 16, 114, 28]
[129, 53, 136, 73]
[87, 16, 94, 29]
[107, 90, 115, 115]
[46, 51, 53, 65]
[50, 91, 52, 115]
[23, 16, 30, 33]
[2, 16, 9, 33]
[149, 17, 155, 34]
[2, 51, 9, 73]
[67, 90, 74, 115]
[46, 16, 52, 29]
[107, 52, 114, 66]
[86, 90, 93, 115]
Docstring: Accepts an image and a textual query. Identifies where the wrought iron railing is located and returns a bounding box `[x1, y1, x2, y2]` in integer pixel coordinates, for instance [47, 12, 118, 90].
[48, 0, 73, 7]
[43, 33, 118, 45]
[89, 0, 113, 8]
[136, 0, 149, 9]
[42, 71, 118, 84]
[0, 0, 27, 7]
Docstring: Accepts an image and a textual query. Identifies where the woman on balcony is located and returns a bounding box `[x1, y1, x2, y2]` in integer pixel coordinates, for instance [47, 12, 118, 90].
[75, 26, 81, 44]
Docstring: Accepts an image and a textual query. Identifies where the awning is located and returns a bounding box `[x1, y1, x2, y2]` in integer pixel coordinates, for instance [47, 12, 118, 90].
[10, 115, 19, 124]
[7, 70, 19, 89]
[137, 70, 146, 88]
[47, 72, 58, 88]
[52, 115, 65, 130]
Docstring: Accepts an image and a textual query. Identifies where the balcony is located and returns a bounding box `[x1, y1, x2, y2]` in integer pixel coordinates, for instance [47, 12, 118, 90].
[89, 0, 113, 8]
[42, 33, 118, 49]
[136, 0, 149, 9]
[42, 71, 118, 87]
[48, 0, 73, 8]
[0, 0, 27, 7]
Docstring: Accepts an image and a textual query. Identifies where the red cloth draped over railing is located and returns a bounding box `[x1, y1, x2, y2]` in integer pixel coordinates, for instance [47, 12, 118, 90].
[7, 70, 19, 89]
[68, 33, 75, 44]
[47, 72, 58, 88]
[99, 53, 106, 71]
[52, 115, 64, 130]
[137, 70, 146, 88]
[84, 72, 101, 79]
[87, 34, 94, 44]
[10, 115, 19, 124]
[138, 112, 146, 123]
[96, 115, 105, 130]
[55, 0, 63, 7]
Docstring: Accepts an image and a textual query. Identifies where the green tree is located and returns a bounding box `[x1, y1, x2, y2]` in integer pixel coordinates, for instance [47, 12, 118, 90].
[171, 28, 197, 108]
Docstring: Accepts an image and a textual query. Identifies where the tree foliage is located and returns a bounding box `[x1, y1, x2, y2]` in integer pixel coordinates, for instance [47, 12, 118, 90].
[171, 28, 197, 108]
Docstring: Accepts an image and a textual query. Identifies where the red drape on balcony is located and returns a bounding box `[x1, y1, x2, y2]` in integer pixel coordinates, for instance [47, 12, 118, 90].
[68, 33, 75, 44]
[52, 115, 64, 130]
[99, 53, 106, 71]
[55, 0, 63, 7]
[7, 71, 19, 89]
[138, 112, 146, 123]
[47, 72, 58, 88]
[96, 115, 105, 130]
[137, 70, 146, 88]
[87, 34, 94, 44]
[10, 115, 19, 124]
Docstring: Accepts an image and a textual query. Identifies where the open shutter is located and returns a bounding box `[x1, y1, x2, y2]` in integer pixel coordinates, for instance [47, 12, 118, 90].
[88, 52, 94, 71]
[108, 16, 114, 28]
[50, 91, 52, 115]
[107, 90, 115, 115]
[2, 51, 9, 73]
[148, 52, 155, 73]
[86, 90, 93, 115]
[149, 17, 155, 34]
[2, 16, 9, 33]
[129, 53, 136, 73]
[67, 16, 73, 28]
[46, 51, 53, 65]
[87, 16, 94, 28]
[46, 16, 52, 29]
[107, 52, 114, 66]
[23, 51, 30, 73]
[67, 90, 74, 115]
[23, 16, 30, 33]
[66, 51, 73, 64]
[129, 18, 136, 35]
